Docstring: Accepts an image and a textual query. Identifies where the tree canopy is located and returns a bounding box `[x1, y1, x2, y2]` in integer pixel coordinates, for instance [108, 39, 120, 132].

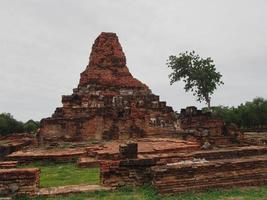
[167, 51, 223, 108]
[204, 97, 267, 130]
[0, 113, 39, 136]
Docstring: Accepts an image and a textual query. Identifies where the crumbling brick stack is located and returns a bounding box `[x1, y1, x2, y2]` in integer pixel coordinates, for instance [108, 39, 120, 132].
[0, 168, 40, 196]
[99, 142, 154, 187]
[180, 106, 243, 147]
[39, 32, 177, 144]
[119, 142, 138, 159]
[100, 158, 157, 187]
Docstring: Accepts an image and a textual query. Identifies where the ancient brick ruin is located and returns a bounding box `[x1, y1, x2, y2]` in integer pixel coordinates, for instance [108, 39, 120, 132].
[97, 141, 267, 193]
[180, 106, 243, 147]
[0, 133, 35, 159]
[39, 32, 177, 143]
[0, 168, 40, 195]
[1, 32, 267, 197]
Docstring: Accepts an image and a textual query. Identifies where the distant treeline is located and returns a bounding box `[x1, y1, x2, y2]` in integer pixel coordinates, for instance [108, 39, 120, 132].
[0, 113, 40, 136]
[204, 97, 267, 130]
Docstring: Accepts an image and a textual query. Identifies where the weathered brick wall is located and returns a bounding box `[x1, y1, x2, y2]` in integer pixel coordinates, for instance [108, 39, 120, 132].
[0, 161, 17, 169]
[100, 158, 156, 187]
[0, 168, 40, 196]
[180, 106, 243, 146]
[151, 156, 267, 194]
[99, 144, 267, 194]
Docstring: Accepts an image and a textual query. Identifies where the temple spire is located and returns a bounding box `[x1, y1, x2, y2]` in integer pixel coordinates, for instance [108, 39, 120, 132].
[88, 32, 126, 68]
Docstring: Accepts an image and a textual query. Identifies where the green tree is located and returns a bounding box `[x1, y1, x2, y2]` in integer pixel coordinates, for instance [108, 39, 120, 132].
[0, 113, 40, 136]
[204, 97, 267, 129]
[167, 51, 223, 109]
[23, 120, 40, 133]
[0, 113, 24, 136]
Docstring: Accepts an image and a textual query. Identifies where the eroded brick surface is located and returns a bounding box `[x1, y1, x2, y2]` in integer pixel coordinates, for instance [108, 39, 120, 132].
[151, 156, 267, 194]
[39, 32, 177, 144]
[0, 168, 40, 196]
[180, 106, 244, 147]
[99, 145, 267, 191]
[0, 133, 35, 158]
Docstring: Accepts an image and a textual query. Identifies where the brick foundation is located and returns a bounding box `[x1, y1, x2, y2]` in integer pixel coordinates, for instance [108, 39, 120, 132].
[0, 168, 40, 196]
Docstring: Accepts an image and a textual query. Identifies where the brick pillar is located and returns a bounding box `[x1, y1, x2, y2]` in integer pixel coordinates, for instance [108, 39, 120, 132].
[119, 142, 138, 159]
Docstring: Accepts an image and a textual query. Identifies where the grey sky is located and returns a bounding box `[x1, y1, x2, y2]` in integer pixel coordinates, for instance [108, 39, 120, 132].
[0, 0, 267, 122]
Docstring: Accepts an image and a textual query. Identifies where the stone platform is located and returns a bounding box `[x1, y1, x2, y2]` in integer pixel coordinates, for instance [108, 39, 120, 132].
[6, 148, 86, 164]
[139, 145, 267, 162]
[3, 138, 267, 196]
[83, 138, 199, 160]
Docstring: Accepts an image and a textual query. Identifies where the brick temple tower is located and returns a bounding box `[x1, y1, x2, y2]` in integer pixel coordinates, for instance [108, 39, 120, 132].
[39, 32, 177, 143]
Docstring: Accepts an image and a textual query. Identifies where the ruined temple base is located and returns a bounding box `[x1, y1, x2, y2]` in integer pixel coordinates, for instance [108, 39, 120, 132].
[98, 144, 267, 194]
[3, 137, 267, 196]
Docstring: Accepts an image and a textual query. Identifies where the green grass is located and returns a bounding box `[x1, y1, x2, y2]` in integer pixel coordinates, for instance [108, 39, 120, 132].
[19, 162, 99, 188]
[16, 185, 267, 200]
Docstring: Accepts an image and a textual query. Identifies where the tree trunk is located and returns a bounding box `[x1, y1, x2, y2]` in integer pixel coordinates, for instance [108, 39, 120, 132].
[206, 95, 211, 110]
[207, 99, 211, 110]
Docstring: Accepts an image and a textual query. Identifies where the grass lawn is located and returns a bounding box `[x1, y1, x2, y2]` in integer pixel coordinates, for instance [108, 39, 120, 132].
[16, 185, 267, 200]
[19, 162, 99, 188]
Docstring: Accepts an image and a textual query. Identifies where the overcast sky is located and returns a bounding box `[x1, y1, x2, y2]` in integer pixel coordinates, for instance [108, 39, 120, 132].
[0, 0, 267, 122]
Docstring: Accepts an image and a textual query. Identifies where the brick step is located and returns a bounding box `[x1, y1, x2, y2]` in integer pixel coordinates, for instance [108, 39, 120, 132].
[153, 155, 267, 176]
[157, 179, 267, 194]
[0, 161, 18, 169]
[139, 145, 267, 162]
[154, 168, 267, 187]
[152, 155, 267, 194]
[77, 157, 99, 168]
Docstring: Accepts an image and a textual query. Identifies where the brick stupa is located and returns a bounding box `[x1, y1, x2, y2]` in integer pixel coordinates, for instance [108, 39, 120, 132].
[39, 32, 177, 143]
